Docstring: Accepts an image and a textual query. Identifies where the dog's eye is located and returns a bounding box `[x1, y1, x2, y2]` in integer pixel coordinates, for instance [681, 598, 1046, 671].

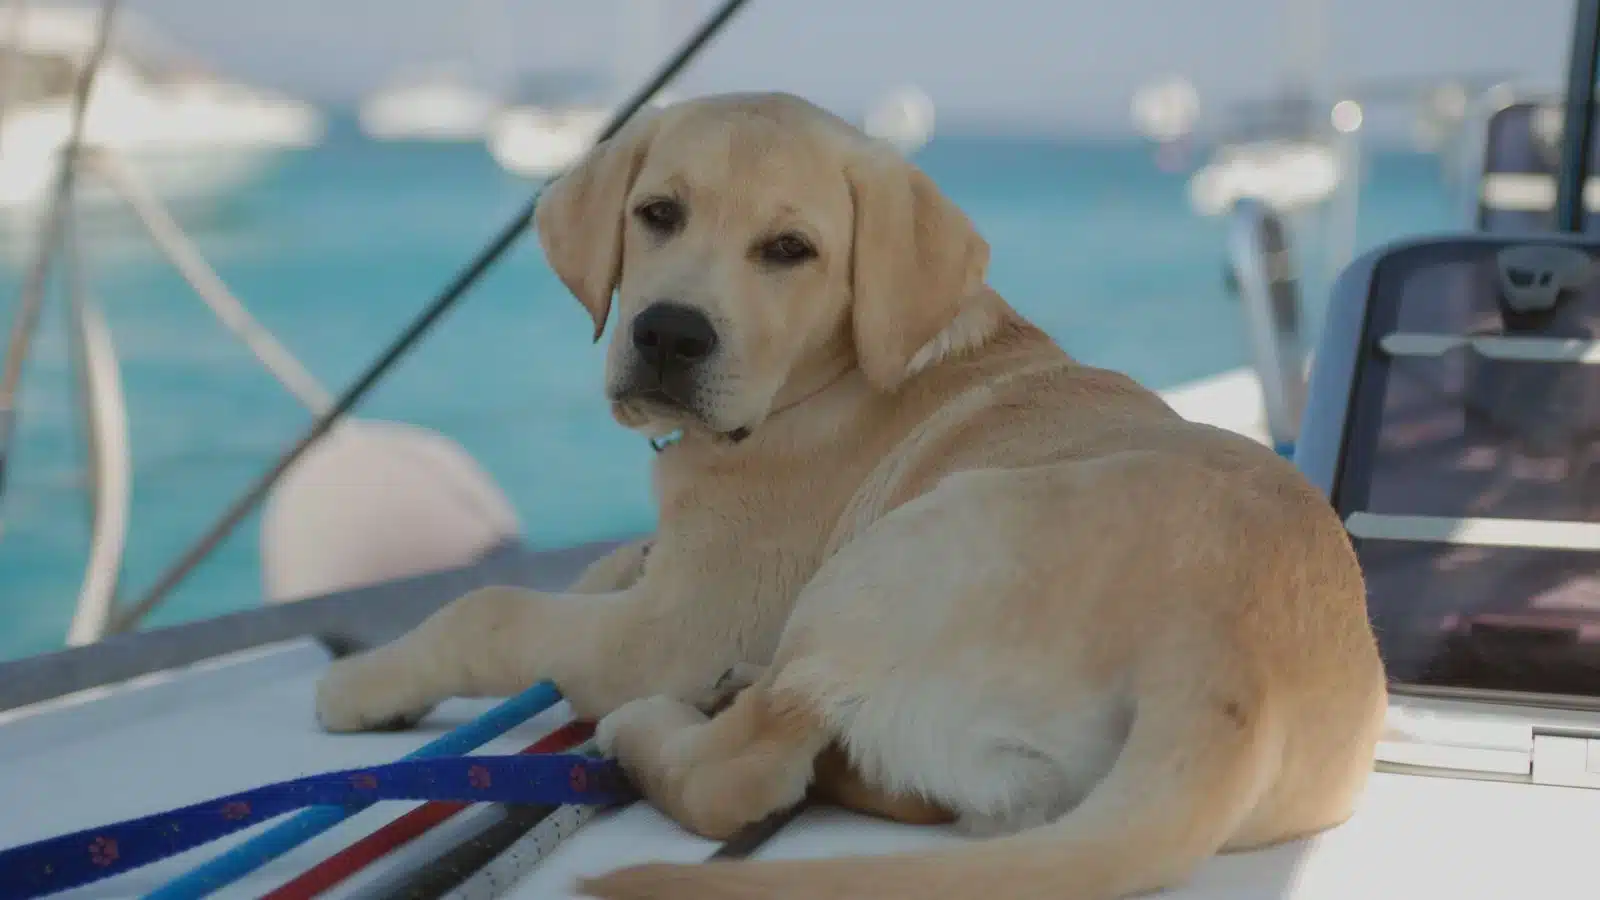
[634, 198, 684, 233]
[759, 233, 816, 265]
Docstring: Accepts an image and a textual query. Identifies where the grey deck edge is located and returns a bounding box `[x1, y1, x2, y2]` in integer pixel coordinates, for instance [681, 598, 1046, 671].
[0, 536, 637, 713]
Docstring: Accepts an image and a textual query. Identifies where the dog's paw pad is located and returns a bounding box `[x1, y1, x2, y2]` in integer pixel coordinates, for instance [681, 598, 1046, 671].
[314, 655, 433, 734]
[368, 711, 428, 732]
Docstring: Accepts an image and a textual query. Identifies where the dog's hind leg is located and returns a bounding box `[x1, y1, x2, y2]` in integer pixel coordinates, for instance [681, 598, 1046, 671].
[583, 667, 1292, 900]
[596, 673, 832, 840]
[810, 743, 956, 826]
[615, 660, 953, 829]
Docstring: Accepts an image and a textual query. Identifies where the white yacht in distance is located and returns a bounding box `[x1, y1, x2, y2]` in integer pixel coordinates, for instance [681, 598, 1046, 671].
[862, 85, 935, 155]
[1185, 138, 1343, 216]
[489, 0, 676, 179]
[358, 66, 500, 142]
[487, 69, 627, 180]
[0, 5, 323, 218]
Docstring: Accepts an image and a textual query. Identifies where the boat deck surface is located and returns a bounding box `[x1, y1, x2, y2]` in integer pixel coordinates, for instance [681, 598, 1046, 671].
[3, 637, 1598, 899]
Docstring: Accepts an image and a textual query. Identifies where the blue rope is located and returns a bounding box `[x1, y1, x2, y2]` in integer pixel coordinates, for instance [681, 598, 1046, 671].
[0, 750, 632, 900]
[139, 679, 565, 900]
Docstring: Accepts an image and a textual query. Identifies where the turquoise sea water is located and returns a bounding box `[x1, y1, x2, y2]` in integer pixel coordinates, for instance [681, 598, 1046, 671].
[0, 118, 1460, 660]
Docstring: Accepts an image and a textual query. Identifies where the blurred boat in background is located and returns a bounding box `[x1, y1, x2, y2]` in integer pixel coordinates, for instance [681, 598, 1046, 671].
[0, 5, 323, 220]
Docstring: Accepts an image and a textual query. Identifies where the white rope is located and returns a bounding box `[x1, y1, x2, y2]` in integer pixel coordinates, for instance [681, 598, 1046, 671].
[0, 0, 118, 533]
[88, 150, 334, 415]
[442, 738, 610, 900]
[443, 805, 602, 900]
[62, 206, 131, 646]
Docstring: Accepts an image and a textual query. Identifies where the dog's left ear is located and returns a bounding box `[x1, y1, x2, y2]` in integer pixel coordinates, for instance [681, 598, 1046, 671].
[847, 148, 990, 391]
[535, 113, 663, 341]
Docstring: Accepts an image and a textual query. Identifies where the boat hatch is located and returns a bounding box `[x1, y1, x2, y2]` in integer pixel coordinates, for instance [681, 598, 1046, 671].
[1300, 230, 1600, 790]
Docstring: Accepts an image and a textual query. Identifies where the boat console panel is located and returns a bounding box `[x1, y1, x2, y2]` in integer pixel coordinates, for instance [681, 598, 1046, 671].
[1300, 233, 1600, 700]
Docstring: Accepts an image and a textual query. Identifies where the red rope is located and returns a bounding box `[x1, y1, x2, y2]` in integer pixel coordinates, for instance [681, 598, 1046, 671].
[260, 719, 594, 900]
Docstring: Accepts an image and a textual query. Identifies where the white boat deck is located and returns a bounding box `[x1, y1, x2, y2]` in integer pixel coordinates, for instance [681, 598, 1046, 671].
[3, 637, 1599, 899]
[1159, 365, 1270, 445]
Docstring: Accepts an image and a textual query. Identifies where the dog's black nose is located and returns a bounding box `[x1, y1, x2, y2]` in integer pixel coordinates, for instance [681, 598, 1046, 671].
[631, 304, 718, 368]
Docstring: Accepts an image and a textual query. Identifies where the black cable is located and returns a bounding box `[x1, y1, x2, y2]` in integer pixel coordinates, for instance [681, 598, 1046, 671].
[708, 804, 806, 860]
[370, 797, 800, 898]
[108, 0, 752, 633]
[370, 804, 558, 900]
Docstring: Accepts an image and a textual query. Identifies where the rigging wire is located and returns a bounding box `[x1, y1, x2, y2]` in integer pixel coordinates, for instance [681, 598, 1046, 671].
[107, 0, 753, 634]
[0, 0, 119, 529]
[90, 150, 335, 414]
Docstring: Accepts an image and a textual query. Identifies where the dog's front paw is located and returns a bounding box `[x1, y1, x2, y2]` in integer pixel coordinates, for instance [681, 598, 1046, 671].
[315, 653, 435, 733]
[570, 538, 654, 593]
[596, 695, 683, 759]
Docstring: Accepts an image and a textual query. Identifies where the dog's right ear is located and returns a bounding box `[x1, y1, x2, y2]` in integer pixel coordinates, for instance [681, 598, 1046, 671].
[534, 114, 662, 341]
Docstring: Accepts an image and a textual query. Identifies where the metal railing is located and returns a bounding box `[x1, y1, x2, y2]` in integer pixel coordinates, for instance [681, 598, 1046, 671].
[1227, 198, 1308, 457]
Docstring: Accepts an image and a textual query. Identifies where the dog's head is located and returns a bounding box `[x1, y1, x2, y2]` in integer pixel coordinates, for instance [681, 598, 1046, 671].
[535, 92, 990, 441]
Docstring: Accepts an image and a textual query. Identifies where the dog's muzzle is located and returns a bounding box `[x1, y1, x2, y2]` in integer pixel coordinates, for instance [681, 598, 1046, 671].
[611, 302, 721, 420]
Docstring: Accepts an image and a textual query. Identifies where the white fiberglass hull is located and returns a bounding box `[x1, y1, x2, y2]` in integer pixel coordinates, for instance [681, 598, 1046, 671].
[2, 637, 1595, 900]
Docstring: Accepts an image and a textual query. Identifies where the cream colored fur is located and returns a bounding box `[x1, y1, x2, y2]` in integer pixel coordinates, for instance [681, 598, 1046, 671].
[313, 92, 1387, 900]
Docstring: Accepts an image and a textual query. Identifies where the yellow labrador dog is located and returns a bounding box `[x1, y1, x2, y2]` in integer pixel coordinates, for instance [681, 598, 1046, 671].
[314, 92, 1387, 900]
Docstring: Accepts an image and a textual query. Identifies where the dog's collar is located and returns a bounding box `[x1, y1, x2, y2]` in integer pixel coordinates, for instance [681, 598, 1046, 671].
[648, 425, 755, 453]
[644, 367, 847, 454]
[648, 429, 685, 453]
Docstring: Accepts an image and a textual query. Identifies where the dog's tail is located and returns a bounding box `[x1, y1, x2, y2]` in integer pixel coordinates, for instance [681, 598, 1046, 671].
[580, 689, 1301, 900]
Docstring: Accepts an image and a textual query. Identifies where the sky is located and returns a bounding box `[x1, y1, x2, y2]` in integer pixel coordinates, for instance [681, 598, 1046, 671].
[120, 0, 1578, 137]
